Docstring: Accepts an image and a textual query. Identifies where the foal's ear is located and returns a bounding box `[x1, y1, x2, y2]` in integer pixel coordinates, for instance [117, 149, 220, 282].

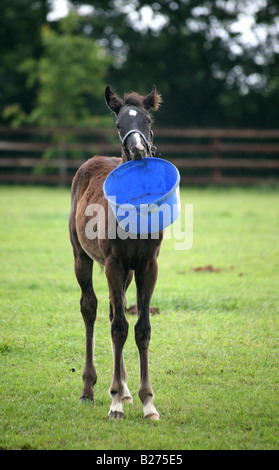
[105, 85, 124, 115]
[143, 85, 162, 111]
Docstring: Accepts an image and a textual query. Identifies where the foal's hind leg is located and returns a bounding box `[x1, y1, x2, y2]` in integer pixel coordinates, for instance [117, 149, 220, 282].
[135, 260, 159, 420]
[74, 250, 98, 402]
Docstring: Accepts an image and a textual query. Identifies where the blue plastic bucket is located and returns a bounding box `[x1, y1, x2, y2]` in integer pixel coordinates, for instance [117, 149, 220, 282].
[103, 158, 181, 235]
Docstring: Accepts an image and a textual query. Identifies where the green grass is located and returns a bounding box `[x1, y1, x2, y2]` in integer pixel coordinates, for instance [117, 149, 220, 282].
[0, 184, 278, 450]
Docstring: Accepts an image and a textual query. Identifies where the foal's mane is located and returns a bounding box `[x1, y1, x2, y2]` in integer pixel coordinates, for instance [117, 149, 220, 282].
[124, 91, 162, 111]
[124, 92, 145, 108]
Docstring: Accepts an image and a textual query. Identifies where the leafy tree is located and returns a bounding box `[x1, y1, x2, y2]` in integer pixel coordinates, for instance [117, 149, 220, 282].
[1, 0, 279, 129]
[0, 0, 50, 124]
[70, 0, 279, 128]
[11, 12, 113, 127]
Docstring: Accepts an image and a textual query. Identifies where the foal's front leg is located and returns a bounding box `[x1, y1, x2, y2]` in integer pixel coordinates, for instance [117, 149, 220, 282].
[109, 302, 133, 405]
[135, 260, 160, 420]
[106, 260, 129, 419]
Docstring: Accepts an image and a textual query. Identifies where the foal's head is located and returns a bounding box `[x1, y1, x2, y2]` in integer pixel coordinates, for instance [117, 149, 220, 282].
[105, 85, 162, 162]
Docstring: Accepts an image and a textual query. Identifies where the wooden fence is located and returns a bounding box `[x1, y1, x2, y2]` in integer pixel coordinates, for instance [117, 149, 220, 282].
[0, 126, 279, 185]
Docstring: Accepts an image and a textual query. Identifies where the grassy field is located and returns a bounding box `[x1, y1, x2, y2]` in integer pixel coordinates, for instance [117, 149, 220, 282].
[0, 184, 278, 450]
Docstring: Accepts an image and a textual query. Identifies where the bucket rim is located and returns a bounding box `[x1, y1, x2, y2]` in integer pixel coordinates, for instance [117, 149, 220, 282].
[103, 157, 180, 210]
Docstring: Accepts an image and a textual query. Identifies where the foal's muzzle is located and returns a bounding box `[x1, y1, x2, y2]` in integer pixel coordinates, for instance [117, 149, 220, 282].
[121, 129, 152, 160]
[127, 132, 146, 160]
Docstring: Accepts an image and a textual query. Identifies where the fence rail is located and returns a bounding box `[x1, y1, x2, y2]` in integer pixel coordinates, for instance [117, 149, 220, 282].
[0, 126, 279, 185]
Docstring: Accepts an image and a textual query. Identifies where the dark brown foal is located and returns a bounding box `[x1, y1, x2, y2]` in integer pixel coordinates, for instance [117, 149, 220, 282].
[69, 86, 163, 419]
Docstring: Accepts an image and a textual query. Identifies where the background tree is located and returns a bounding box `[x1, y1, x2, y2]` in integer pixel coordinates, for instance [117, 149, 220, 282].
[1, 0, 279, 129]
[0, 0, 50, 124]
[70, 0, 279, 127]
[6, 12, 113, 127]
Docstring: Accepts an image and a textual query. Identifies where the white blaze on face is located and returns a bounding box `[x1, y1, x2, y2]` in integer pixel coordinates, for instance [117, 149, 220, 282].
[128, 109, 144, 151]
[134, 132, 144, 151]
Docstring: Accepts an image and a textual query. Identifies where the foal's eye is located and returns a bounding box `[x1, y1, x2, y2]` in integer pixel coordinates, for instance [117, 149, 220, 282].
[116, 122, 120, 129]
[147, 118, 151, 125]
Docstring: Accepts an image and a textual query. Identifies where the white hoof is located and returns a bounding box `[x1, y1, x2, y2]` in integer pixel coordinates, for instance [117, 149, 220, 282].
[122, 382, 133, 404]
[146, 413, 160, 421]
[122, 396, 133, 404]
[143, 402, 160, 420]
[108, 400, 124, 418]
